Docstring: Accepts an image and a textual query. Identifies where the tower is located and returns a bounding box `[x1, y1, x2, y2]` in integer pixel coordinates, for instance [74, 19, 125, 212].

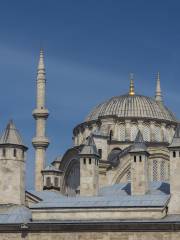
[155, 72, 163, 103]
[130, 131, 149, 195]
[32, 49, 49, 191]
[0, 120, 28, 205]
[79, 135, 99, 196]
[168, 125, 180, 214]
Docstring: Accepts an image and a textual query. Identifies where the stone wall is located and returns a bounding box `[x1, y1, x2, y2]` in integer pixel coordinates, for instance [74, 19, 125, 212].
[1, 232, 180, 240]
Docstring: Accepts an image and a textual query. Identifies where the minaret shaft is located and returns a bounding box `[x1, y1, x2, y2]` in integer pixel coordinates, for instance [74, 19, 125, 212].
[32, 49, 49, 191]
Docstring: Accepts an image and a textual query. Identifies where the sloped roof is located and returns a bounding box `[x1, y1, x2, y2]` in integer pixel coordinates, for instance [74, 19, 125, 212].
[130, 130, 148, 153]
[0, 205, 31, 223]
[0, 120, 24, 146]
[169, 124, 180, 148]
[30, 182, 170, 209]
[80, 135, 99, 156]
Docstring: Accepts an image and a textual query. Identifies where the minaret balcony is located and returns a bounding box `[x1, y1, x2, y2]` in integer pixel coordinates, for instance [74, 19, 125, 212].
[32, 137, 49, 148]
[32, 108, 49, 119]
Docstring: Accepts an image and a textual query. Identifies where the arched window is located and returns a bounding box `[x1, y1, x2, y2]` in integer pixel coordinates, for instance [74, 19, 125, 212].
[54, 177, 59, 187]
[131, 124, 138, 141]
[119, 124, 125, 141]
[143, 124, 150, 142]
[154, 125, 161, 142]
[160, 161, 166, 181]
[127, 170, 131, 182]
[46, 177, 51, 187]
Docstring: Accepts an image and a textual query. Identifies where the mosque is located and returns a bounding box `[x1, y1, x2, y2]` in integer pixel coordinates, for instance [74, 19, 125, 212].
[1, 50, 180, 239]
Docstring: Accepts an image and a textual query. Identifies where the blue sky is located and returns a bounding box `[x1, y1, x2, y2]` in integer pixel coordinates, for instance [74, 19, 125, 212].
[0, 0, 180, 189]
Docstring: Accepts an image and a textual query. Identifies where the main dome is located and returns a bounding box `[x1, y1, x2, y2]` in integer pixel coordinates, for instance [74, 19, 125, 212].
[86, 95, 177, 123]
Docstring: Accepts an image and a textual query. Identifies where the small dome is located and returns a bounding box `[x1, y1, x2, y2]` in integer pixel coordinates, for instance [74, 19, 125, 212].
[86, 95, 177, 123]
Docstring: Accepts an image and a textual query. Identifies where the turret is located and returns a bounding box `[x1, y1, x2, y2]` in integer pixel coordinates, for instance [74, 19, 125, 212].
[32, 49, 50, 191]
[0, 120, 28, 205]
[42, 165, 62, 191]
[168, 125, 180, 214]
[130, 131, 149, 195]
[79, 135, 99, 196]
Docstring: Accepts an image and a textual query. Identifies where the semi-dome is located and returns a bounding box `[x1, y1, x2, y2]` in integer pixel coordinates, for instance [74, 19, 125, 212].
[86, 94, 177, 123]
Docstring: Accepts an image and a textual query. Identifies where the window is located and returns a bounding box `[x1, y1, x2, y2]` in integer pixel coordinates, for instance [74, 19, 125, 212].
[89, 158, 91, 164]
[13, 149, 17, 157]
[46, 177, 51, 187]
[83, 158, 86, 164]
[134, 156, 136, 162]
[153, 160, 158, 181]
[2, 148, 6, 157]
[160, 161, 166, 181]
[127, 170, 131, 182]
[109, 130, 113, 142]
[139, 156, 142, 162]
[98, 149, 102, 158]
[54, 177, 59, 187]
[173, 151, 176, 158]
[22, 151, 24, 158]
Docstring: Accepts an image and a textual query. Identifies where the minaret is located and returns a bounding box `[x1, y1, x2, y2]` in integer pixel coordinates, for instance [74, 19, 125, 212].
[129, 73, 135, 96]
[155, 72, 163, 102]
[32, 49, 49, 191]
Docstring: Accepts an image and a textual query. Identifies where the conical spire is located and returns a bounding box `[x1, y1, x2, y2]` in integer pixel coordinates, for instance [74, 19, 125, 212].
[38, 48, 45, 70]
[169, 124, 180, 148]
[0, 120, 24, 145]
[130, 130, 147, 153]
[129, 73, 135, 96]
[155, 72, 163, 102]
[80, 135, 99, 156]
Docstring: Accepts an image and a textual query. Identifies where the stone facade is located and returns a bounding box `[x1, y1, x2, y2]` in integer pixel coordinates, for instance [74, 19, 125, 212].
[1, 232, 180, 240]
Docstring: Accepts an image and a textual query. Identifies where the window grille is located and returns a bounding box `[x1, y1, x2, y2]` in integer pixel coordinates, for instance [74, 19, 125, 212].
[127, 170, 131, 182]
[131, 124, 138, 141]
[143, 124, 150, 141]
[153, 160, 158, 181]
[160, 161, 166, 181]
[119, 124, 125, 141]
[154, 125, 161, 142]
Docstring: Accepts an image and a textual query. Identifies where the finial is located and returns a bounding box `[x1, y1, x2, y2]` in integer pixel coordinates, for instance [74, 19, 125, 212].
[129, 73, 135, 96]
[155, 71, 163, 102]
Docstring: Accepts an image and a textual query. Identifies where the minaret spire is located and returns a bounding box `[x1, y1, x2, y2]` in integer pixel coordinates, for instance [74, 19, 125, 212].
[155, 72, 163, 103]
[32, 49, 49, 191]
[129, 73, 135, 96]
